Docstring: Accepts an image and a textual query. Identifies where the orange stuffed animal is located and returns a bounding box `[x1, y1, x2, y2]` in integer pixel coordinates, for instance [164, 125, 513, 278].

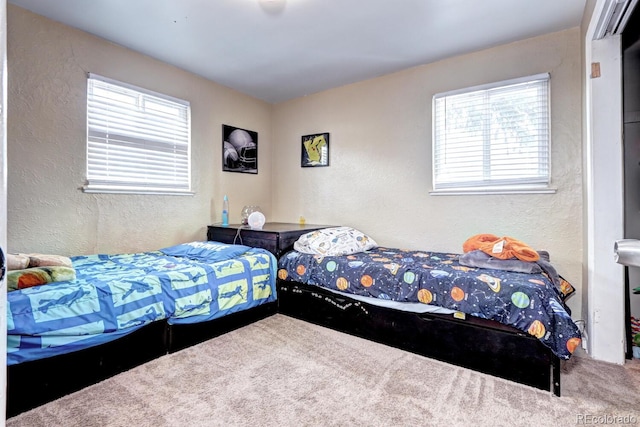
[463, 233, 539, 262]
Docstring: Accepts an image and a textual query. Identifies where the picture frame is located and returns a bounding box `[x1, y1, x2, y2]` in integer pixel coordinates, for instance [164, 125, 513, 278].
[222, 124, 258, 174]
[301, 132, 330, 167]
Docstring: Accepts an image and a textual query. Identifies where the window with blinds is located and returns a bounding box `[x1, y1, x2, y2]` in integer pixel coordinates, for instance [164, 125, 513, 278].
[432, 73, 550, 193]
[85, 74, 192, 195]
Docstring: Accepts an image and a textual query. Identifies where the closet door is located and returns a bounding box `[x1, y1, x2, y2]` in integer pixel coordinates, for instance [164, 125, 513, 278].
[623, 4, 640, 360]
[624, 122, 640, 358]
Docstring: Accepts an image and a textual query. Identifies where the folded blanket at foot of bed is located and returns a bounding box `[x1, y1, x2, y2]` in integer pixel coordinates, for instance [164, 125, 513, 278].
[459, 250, 543, 274]
[7, 253, 73, 270]
[7, 266, 76, 291]
[458, 249, 575, 302]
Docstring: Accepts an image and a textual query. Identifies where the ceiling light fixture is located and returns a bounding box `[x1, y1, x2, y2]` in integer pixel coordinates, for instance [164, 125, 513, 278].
[258, 0, 287, 14]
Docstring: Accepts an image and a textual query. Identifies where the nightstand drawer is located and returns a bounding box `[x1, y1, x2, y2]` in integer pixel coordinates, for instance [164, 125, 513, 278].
[206, 227, 238, 244]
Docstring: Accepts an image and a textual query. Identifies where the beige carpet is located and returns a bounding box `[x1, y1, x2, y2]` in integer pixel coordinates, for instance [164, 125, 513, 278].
[7, 314, 640, 427]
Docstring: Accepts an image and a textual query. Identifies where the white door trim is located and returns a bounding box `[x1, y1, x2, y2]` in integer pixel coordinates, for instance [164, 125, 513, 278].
[584, 0, 626, 364]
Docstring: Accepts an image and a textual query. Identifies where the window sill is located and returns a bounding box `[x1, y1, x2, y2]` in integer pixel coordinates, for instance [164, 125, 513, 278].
[429, 186, 557, 196]
[82, 186, 194, 196]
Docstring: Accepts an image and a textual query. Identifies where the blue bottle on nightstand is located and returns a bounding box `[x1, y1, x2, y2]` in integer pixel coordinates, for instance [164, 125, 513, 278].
[222, 195, 229, 226]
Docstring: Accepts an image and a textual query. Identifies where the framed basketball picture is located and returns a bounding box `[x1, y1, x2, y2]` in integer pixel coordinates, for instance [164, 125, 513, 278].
[222, 124, 258, 174]
[301, 132, 329, 167]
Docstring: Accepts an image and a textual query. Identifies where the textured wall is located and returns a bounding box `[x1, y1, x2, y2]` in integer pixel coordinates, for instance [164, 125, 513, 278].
[0, 0, 7, 418]
[272, 28, 584, 318]
[7, 5, 273, 255]
[6, 5, 585, 319]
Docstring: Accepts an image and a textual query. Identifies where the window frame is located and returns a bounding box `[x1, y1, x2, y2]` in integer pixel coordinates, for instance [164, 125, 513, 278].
[430, 73, 555, 195]
[83, 73, 193, 196]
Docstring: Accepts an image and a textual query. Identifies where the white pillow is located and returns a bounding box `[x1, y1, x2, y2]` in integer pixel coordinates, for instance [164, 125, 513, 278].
[293, 227, 377, 256]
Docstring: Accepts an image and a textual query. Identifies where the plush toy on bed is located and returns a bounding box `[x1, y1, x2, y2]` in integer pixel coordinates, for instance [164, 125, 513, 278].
[6, 253, 75, 291]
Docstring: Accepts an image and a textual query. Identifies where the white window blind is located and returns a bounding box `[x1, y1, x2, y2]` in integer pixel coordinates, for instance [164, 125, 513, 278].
[85, 74, 192, 194]
[432, 73, 550, 192]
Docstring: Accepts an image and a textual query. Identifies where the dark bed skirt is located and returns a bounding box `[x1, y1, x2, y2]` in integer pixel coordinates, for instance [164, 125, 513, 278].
[167, 302, 277, 353]
[7, 280, 562, 417]
[6, 302, 277, 418]
[277, 279, 561, 396]
[7, 319, 167, 418]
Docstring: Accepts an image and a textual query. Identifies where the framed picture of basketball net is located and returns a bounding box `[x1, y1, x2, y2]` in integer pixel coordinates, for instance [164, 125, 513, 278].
[222, 124, 258, 174]
[301, 132, 329, 167]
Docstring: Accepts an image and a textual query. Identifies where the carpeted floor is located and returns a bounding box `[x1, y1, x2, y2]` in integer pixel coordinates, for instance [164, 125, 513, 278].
[7, 314, 640, 427]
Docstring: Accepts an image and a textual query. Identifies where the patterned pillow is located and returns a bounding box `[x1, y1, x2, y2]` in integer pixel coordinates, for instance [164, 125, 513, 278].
[293, 227, 377, 256]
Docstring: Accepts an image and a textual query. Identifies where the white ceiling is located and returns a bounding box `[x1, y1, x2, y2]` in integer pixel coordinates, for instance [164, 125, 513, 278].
[8, 0, 587, 103]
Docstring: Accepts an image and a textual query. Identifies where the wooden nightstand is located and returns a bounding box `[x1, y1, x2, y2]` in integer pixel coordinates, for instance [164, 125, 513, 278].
[207, 222, 331, 258]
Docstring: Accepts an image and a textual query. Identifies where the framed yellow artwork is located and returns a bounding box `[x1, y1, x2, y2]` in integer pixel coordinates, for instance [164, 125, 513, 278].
[301, 132, 329, 167]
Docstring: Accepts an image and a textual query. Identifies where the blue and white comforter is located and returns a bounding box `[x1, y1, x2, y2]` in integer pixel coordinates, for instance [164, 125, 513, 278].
[7, 241, 277, 365]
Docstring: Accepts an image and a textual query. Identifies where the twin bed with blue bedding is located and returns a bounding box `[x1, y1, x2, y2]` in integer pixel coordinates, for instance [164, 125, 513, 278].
[8, 241, 276, 365]
[7, 241, 278, 415]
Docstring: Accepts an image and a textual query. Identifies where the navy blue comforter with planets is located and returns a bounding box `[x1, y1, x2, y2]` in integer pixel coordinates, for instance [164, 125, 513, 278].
[278, 247, 581, 359]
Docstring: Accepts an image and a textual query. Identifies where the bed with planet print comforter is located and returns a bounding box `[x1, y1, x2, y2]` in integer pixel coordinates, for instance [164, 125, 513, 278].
[277, 246, 581, 360]
[7, 241, 277, 365]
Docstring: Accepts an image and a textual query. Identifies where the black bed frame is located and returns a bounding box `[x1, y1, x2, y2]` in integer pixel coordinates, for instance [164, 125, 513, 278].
[7, 278, 562, 417]
[277, 279, 561, 397]
[6, 302, 277, 417]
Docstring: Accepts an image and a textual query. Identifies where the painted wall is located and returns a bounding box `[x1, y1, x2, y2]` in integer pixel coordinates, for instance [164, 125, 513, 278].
[0, 0, 7, 419]
[7, 5, 273, 255]
[6, 5, 586, 322]
[272, 28, 585, 318]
